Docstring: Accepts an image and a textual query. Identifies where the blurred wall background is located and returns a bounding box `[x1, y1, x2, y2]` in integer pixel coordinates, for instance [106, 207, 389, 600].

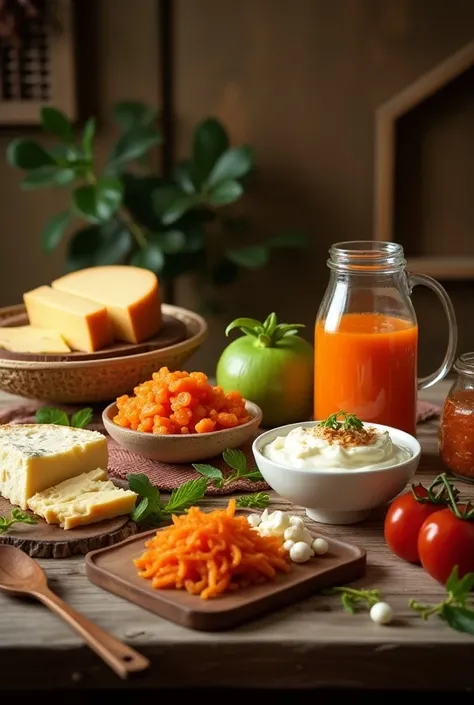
[0, 0, 473, 376]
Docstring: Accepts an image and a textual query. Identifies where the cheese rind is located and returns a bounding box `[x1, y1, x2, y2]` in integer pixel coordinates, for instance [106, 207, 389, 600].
[23, 285, 113, 352]
[0, 325, 70, 353]
[52, 265, 162, 343]
[28, 468, 137, 529]
[0, 424, 108, 510]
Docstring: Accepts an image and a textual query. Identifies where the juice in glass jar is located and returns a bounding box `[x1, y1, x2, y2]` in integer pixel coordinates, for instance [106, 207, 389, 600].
[314, 312, 418, 435]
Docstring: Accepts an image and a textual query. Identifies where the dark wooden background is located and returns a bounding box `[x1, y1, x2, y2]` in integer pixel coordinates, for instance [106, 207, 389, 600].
[0, 0, 473, 376]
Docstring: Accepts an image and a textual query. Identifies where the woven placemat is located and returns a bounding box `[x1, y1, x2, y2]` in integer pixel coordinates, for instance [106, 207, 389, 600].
[0, 399, 440, 494]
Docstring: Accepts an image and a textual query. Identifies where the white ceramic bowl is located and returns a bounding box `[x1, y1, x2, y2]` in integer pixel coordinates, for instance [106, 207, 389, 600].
[252, 421, 421, 525]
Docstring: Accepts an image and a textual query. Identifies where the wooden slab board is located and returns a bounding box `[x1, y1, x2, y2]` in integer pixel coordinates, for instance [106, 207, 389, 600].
[0, 496, 138, 558]
[0, 313, 187, 362]
[85, 525, 366, 631]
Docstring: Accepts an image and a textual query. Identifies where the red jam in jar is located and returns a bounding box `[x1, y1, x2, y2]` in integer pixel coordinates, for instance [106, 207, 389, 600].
[440, 353, 474, 482]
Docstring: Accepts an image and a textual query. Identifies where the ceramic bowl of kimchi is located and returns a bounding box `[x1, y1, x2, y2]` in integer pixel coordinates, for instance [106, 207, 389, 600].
[252, 419, 421, 525]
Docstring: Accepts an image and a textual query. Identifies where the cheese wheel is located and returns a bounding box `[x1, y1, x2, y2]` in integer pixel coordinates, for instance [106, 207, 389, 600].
[23, 285, 113, 353]
[52, 265, 162, 344]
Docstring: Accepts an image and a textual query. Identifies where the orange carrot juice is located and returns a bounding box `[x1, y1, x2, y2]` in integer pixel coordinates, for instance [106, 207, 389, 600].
[314, 313, 418, 435]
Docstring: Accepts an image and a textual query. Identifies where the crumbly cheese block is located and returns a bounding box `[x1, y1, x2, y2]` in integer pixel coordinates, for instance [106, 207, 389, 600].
[28, 468, 137, 530]
[0, 424, 108, 510]
[23, 285, 113, 353]
[0, 325, 71, 353]
[52, 265, 162, 344]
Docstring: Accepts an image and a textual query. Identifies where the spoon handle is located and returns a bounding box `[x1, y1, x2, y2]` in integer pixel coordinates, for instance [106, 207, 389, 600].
[34, 586, 150, 679]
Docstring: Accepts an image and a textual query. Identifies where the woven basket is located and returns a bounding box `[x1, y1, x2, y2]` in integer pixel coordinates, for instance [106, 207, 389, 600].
[0, 304, 207, 404]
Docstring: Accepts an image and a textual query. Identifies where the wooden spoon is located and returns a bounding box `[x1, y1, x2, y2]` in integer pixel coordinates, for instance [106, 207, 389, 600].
[0, 544, 150, 679]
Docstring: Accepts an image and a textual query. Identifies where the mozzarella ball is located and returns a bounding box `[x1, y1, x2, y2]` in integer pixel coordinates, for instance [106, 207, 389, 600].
[311, 537, 329, 555]
[283, 525, 304, 542]
[369, 602, 394, 625]
[260, 509, 269, 523]
[282, 539, 295, 552]
[301, 527, 313, 545]
[289, 541, 313, 563]
[289, 516, 305, 529]
[247, 513, 261, 528]
[261, 510, 290, 536]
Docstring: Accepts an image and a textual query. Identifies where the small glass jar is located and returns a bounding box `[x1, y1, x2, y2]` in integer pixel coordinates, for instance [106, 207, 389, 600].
[439, 352, 474, 482]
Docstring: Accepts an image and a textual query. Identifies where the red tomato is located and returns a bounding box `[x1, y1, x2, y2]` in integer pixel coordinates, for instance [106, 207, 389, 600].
[418, 507, 474, 584]
[384, 486, 442, 563]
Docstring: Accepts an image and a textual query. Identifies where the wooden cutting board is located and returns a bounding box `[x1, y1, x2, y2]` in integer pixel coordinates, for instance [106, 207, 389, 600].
[85, 526, 366, 631]
[0, 496, 137, 558]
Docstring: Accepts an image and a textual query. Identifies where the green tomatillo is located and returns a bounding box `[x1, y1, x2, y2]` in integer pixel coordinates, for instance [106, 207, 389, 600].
[216, 312, 314, 428]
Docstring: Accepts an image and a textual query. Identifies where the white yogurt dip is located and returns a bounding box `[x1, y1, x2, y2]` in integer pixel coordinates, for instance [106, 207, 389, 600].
[263, 423, 411, 471]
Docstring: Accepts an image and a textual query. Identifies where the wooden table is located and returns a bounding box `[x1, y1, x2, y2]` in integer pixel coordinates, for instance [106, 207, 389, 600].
[0, 381, 473, 692]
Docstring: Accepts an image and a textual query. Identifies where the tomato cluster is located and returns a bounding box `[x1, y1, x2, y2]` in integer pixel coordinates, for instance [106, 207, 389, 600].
[384, 474, 474, 584]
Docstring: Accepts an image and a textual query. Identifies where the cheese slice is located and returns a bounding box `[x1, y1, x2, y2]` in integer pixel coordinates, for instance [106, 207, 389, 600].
[28, 468, 137, 529]
[23, 285, 113, 352]
[0, 424, 108, 510]
[52, 265, 162, 344]
[0, 325, 71, 353]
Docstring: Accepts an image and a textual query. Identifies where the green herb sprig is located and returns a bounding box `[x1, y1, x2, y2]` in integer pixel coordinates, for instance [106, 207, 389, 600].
[193, 448, 264, 489]
[35, 405, 93, 429]
[0, 508, 37, 534]
[410, 566, 474, 635]
[236, 492, 270, 509]
[322, 586, 382, 614]
[318, 410, 364, 432]
[127, 474, 208, 527]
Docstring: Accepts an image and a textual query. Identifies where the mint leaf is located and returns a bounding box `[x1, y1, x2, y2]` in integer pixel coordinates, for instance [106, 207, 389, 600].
[70, 407, 93, 429]
[442, 604, 474, 636]
[163, 477, 208, 514]
[192, 463, 224, 488]
[223, 448, 247, 475]
[131, 497, 151, 523]
[457, 572, 474, 600]
[35, 407, 70, 426]
[236, 492, 269, 509]
[127, 473, 158, 501]
[446, 565, 460, 596]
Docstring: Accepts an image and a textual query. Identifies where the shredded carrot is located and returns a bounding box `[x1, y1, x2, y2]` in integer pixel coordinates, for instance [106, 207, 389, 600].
[134, 499, 291, 599]
[113, 366, 252, 434]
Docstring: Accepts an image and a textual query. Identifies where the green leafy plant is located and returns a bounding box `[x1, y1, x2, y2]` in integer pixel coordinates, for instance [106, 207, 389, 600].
[410, 565, 474, 635]
[318, 410, 364, 432]
[128, 449, 268, 526]
[128, 473, 208, 526]
[193, 448, 264, 488]
[0, 508, 37, 534]
[7, 103, 307, 308]
[35, 405, 93, 429]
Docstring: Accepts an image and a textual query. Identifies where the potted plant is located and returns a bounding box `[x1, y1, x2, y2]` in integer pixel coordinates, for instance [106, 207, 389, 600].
[6, 102, 307, 309]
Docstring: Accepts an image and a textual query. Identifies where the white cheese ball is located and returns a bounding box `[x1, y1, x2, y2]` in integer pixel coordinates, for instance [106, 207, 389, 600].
[369, 602, 394, 625]
[261, 510, 290, 536]
[247, 513, 261, 528]
[260, 509, 269, 523]
[289, 516, 305, 529]
[282, 539, 295, 552]
[283, 525, 305, 543]
[301, 527, 313, 545]
[311, 537, 329, 555]
[289, 541, 313, 563]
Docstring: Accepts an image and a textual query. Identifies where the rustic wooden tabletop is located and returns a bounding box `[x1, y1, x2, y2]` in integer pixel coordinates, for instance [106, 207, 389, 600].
[0, 380, 473, 692]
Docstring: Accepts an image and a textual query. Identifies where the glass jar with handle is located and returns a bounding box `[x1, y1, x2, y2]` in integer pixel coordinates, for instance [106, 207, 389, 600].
[314, 241, 458, 436]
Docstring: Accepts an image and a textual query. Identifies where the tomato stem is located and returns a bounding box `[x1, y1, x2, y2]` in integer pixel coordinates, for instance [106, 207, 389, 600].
[438, 473, 474, 520]
[410, 473, 459, 506]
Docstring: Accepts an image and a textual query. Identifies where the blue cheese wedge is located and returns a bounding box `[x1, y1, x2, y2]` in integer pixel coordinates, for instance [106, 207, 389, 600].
[27, 468, 137, 529]
[0, 424, 108, 510]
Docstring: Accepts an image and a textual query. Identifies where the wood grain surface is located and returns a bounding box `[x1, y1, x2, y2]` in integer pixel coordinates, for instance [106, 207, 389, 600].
[0, 382, 473, 691]
[0, 496, 137, 558]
